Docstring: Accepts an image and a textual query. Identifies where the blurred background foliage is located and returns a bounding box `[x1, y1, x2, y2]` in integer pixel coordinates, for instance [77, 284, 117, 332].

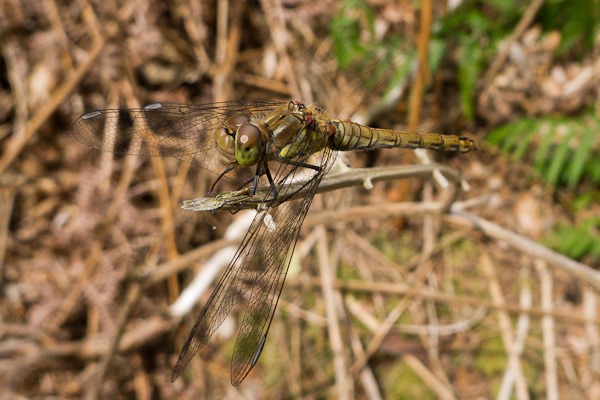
[329, 0, 600, 264]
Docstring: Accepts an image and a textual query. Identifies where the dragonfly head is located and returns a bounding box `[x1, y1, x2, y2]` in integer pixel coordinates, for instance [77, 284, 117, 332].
[217, 115, 249, 161]
[235, 123, 264, 166]
[217, 114, 263, 166]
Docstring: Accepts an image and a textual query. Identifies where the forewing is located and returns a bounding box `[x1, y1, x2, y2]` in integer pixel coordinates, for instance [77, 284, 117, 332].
[170, 206, 271, 382]
[72, 100, 285, 175]
[229, 148, 336, 385]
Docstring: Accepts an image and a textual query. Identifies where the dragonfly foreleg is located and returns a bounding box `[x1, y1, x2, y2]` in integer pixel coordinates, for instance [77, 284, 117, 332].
[256, 160, 278, 202]
[206, 165, 236, 196]
[220, 161, 278, 213]
[266, 156, 324, 206]
[228, 161, 276, 199]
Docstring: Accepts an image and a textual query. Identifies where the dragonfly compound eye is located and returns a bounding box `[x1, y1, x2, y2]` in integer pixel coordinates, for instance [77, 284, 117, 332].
[216, 128, 235, 160]
[216, 115, 251, 162]
[225, 114, 250, 128]
[235, 123, 263, 166]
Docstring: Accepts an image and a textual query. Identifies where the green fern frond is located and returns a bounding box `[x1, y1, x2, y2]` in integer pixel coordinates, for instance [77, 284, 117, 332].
[486, 110, 600, 188]
[545, 218, 600, 261]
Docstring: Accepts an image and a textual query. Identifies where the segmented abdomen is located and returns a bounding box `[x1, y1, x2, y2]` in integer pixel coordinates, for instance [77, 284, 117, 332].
[329, 120, 477, 153]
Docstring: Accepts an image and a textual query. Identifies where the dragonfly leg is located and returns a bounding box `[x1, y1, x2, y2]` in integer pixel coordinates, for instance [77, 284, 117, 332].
[251, 160, 277, 201]
[220, 161, 278, 213]
[275, 156, 321, 174]
[267, 157, 324, 206]
[206, 165, 236, 196]
[233, 160, 277, 201]
[262, 162, 278, 200]
[230, 165, 270, 196]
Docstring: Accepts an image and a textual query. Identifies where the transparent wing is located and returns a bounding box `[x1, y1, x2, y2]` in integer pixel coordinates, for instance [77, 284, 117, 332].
[229, 149, 335, 385]
[171, 145, 335, 386]
[72, 100, 286, 175]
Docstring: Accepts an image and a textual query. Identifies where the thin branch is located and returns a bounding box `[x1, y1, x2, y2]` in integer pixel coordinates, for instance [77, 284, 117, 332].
[183, 163, 463, 212]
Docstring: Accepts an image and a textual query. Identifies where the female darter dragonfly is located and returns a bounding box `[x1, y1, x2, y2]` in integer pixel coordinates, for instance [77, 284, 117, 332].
[73, 100, 477, 385]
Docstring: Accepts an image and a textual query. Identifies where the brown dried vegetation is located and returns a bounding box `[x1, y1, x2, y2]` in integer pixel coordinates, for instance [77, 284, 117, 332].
[1, 1, 599, 399]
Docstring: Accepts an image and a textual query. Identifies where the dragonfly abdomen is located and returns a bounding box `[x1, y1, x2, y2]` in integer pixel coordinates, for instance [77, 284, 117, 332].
[329, 120, 477, 153]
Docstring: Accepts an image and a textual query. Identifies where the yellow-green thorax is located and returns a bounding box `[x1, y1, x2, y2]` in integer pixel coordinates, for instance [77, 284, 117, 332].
[262, 103, 329, 161]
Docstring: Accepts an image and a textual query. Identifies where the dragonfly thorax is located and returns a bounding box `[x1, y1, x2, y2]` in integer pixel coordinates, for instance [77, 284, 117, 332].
[263, 103, 327, 159]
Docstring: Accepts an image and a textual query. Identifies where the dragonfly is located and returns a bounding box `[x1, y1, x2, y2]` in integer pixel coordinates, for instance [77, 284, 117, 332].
[73, 100, 477, 385]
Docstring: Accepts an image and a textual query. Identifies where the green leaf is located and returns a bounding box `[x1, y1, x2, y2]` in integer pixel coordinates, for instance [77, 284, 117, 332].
[330, 0, 374, 68]
[428, 38, 447, 73]
[457, 41, 482, 120]
[487, 123, 513, 146]
[512, 121, 537, 160]
[487, 0, 518, 15]
[587, 157, 600, 183]
[486, 118, 537, 159]
[545, 218, 600, 261]
[533, 121, 558, 174]
[537, 0, 599, 55]
[565, 127, 594, 187]
[569, 233, 592, 259]
[545, 129, 573, 186]
[572, 192, 600, 211]
[502, 119, 532, 154]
